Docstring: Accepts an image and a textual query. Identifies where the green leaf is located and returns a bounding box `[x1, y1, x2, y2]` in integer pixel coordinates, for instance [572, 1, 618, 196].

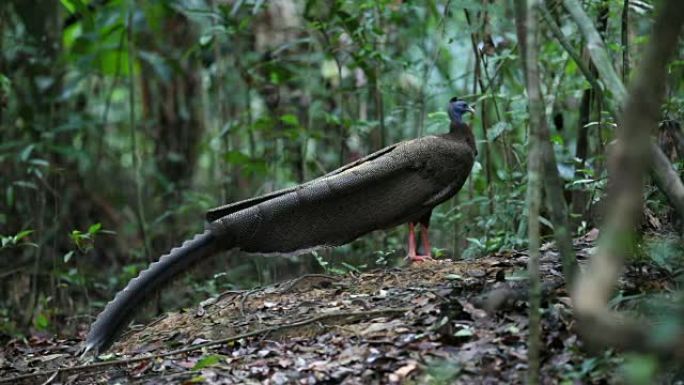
[13, 230, 33, 242]
[454, 327, 474, 337]
[59, 0, 77, 13]
[564, 60, 577, 76]
[88, 223, 102, 235]
[70, 229, 87, 250]
[539, 215, 554, 230]
[199, 34, 214, 46]
[96, 353, 116, 361]
[569, 178, 596, 186]
[28, 159, 49, 168]
[426, 111, 450, 132]
[224, 150, 250, 165]
[487, 122, 511, 142]
[192, 355, 222, 370]
[6, 186, 13, 207]
[280, 114, 299, 126]
[137, 50, 170, 82]
[0, 74, 11, 94]
[551, 134, 564, 145]
[34, 314, 49, 330]
[64, 251, 75, 263]
[19, 144, 34, 162]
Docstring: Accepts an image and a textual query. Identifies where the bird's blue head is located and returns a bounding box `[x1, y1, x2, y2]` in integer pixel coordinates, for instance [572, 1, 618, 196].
[448, 97, 475, 123]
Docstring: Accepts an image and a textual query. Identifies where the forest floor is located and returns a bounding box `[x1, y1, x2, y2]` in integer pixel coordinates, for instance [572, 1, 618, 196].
[0, 229, 679, 385]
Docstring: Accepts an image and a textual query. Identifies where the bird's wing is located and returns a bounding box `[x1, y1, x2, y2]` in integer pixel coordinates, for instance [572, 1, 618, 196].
[206, 142, 401, 222]
[209, 137, 451, 252]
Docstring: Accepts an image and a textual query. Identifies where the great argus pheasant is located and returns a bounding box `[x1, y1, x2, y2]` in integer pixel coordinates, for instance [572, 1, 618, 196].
[85, 97, 477, 353]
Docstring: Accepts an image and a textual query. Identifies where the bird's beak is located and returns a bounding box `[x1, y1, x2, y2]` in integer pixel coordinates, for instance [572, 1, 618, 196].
[467, 106, 476, 114]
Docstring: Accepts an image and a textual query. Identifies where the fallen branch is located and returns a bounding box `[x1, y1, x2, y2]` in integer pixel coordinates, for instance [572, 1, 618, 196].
[278, 273, 340, 293]
[473, 280, 564, 313]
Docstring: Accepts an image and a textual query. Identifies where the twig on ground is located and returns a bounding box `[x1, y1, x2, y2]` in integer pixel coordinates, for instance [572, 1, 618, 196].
[278, 273, 340, 294]
[0, 307, 411, 384]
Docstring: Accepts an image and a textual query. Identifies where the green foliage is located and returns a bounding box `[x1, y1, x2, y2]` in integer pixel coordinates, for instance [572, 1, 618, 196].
[312, 250, 365, 275]
[0, 307, 21, 338]
[33, 313, 49, 331]
[69, 223, 104, 252]
[192, 354, 224, 371]
[642, 235, 684, 273]
[620, 354, 658, 385]
[558, 350, 623, 384]
[1, 230, 36, 250]
[421, 359, 461, 385]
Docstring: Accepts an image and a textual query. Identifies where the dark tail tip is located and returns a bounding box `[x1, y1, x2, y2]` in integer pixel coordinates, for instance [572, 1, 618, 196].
[85, 230, 219, 353]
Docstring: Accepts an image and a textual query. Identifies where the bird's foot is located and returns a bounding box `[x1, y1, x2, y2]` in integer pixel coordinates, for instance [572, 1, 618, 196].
[407, 254, 434, 263]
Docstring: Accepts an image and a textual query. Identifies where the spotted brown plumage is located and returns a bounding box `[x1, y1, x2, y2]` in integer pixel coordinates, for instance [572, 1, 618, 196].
[85, 97, 476, 353]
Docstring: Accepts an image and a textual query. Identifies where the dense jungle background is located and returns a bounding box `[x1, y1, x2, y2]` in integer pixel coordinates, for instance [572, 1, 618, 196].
[2, 0, 684, 383]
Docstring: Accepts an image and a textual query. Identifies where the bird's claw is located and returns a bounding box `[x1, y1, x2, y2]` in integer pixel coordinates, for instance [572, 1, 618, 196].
[407, 254, 434, 263]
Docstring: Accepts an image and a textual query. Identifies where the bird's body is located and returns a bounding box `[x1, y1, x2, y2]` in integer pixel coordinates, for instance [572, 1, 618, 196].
[85, 98, 476, 353]
[208, 130, 475, 254]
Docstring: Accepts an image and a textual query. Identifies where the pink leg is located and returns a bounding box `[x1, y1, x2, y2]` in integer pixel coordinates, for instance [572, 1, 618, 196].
[407, 223, 417, 261]
[407, 223, 433, 263]
[420, 226, 433, 260]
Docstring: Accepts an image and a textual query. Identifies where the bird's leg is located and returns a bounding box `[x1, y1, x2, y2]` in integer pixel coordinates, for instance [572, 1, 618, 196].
[407, 222, 432, 263]
[407, 222, 418, 261]
[420, 225, 433, 260]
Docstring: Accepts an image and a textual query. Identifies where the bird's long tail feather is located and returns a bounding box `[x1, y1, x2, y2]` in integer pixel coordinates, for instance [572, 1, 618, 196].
[84, 230, 219, 354]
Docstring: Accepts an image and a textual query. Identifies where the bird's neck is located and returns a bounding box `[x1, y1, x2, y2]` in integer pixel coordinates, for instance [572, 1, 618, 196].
[450, 112, 464, 124]
[448, 120, 476, 151]
[449, 119, 470, 135]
